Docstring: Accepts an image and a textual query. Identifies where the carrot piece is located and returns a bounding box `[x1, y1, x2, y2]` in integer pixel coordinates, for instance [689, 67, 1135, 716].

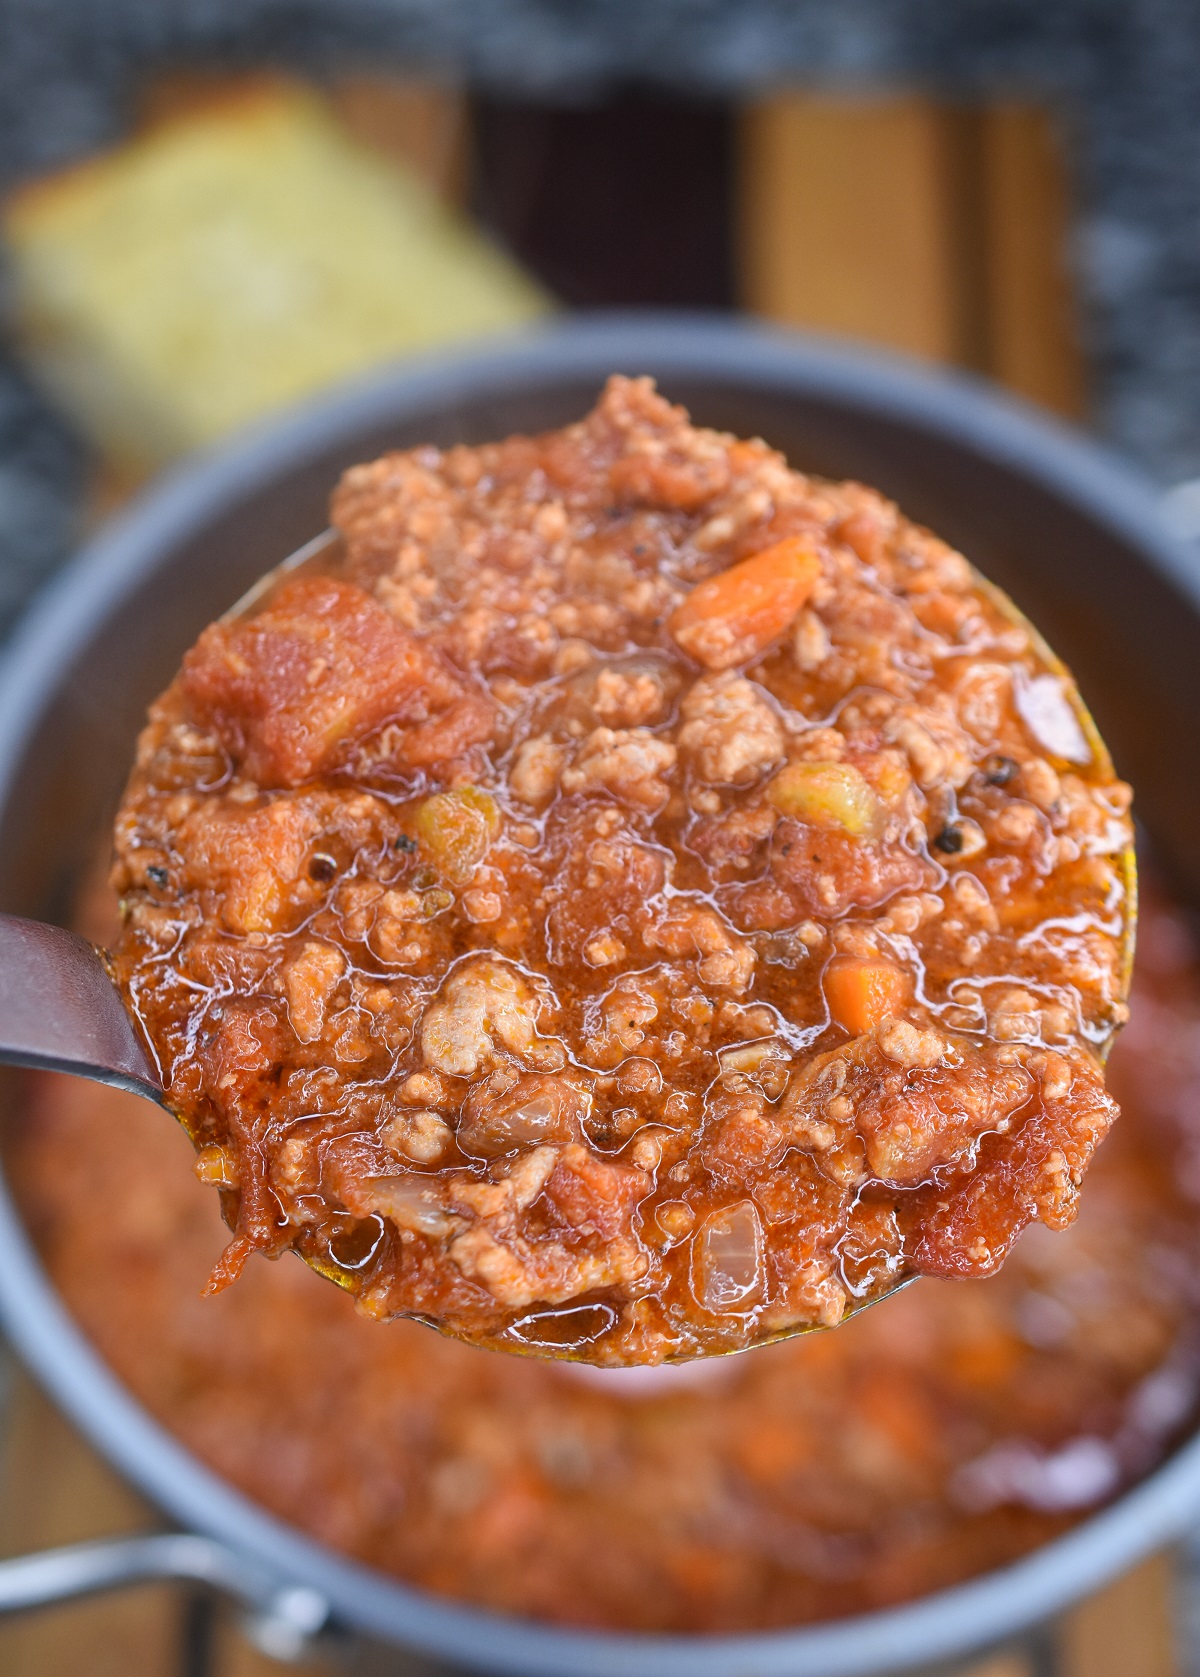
[668, 535, 821, 670]
[824, 956, 911, 1036]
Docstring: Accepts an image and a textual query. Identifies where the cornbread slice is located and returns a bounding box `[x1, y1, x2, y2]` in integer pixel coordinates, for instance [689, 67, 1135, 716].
[3, 83, 549, 470]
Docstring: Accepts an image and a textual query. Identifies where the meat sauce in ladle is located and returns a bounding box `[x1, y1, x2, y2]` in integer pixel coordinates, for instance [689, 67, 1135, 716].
[1, 379, 1135, 1366]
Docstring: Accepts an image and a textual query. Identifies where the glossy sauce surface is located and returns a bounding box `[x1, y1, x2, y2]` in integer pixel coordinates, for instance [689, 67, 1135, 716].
[109, 377, 1133, 1362]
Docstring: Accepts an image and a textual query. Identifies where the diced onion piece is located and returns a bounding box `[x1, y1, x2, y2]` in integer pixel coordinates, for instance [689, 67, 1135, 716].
[691, 1200, 764, 1313]
[766, 760, 885, 839]
[460, 1093, 563, 1156]
[412, 787, 500, 885]
[718, 1039, 776, 1073]
[365, 1175, 458, 1238]
[457, 1070, 583, 1157]
[824, 955, 912, 1035]
[1015, 674, 1091, 765]
[669, 537, 821, 670]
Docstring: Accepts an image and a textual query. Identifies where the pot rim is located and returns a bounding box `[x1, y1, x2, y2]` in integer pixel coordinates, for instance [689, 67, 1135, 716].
[1, 310, 1198, 1676]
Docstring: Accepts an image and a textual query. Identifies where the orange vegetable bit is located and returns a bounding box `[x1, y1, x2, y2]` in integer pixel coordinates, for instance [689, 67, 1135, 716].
[823, 955, 912, 1036]
[668, 535, 822, 670]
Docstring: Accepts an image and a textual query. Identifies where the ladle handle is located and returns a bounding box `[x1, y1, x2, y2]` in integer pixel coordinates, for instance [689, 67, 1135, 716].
[0, 914, 163, 1103]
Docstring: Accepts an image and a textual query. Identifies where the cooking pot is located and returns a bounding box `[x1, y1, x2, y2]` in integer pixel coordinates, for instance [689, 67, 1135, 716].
[0, 313, 1197, 1675]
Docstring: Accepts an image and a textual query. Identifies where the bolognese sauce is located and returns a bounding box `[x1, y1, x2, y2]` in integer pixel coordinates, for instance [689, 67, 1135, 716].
[108, 377, 1133, 1363]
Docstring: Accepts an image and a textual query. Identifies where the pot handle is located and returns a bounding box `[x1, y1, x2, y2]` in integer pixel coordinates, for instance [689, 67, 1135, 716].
[0, 1531, 331, 1657]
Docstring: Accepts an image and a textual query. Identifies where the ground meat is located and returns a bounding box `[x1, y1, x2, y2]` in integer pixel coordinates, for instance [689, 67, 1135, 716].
[508, 735, 567, 805]
[560, 727, 677, 809]
[283, 940, 345, 1043]
[677, 674, 784, 785]
[591, 666, 669, 727]
[109, 377, 1134, 1364]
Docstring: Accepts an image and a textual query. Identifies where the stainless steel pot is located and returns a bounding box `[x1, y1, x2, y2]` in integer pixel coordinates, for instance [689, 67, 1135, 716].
[0, 313, 1198, 1676]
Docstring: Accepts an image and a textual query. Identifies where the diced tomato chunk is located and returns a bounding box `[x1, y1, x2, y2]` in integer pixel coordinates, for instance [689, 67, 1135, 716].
[182, 575, 490, 787]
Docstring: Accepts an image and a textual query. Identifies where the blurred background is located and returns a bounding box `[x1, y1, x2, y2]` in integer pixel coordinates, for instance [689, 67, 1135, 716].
[0, 2, 1198, 1674]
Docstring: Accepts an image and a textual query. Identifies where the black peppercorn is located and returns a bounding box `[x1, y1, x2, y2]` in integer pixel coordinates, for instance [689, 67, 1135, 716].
[983, 755, 1019, 787]
[934, 825, 964, 854]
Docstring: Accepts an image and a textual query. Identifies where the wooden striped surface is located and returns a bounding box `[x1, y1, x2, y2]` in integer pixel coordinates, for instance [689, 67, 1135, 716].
[739, 93, 1086, 419]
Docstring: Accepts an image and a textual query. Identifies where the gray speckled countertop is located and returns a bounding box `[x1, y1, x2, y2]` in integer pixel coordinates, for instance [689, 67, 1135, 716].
[1, 0, 1199, 632]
